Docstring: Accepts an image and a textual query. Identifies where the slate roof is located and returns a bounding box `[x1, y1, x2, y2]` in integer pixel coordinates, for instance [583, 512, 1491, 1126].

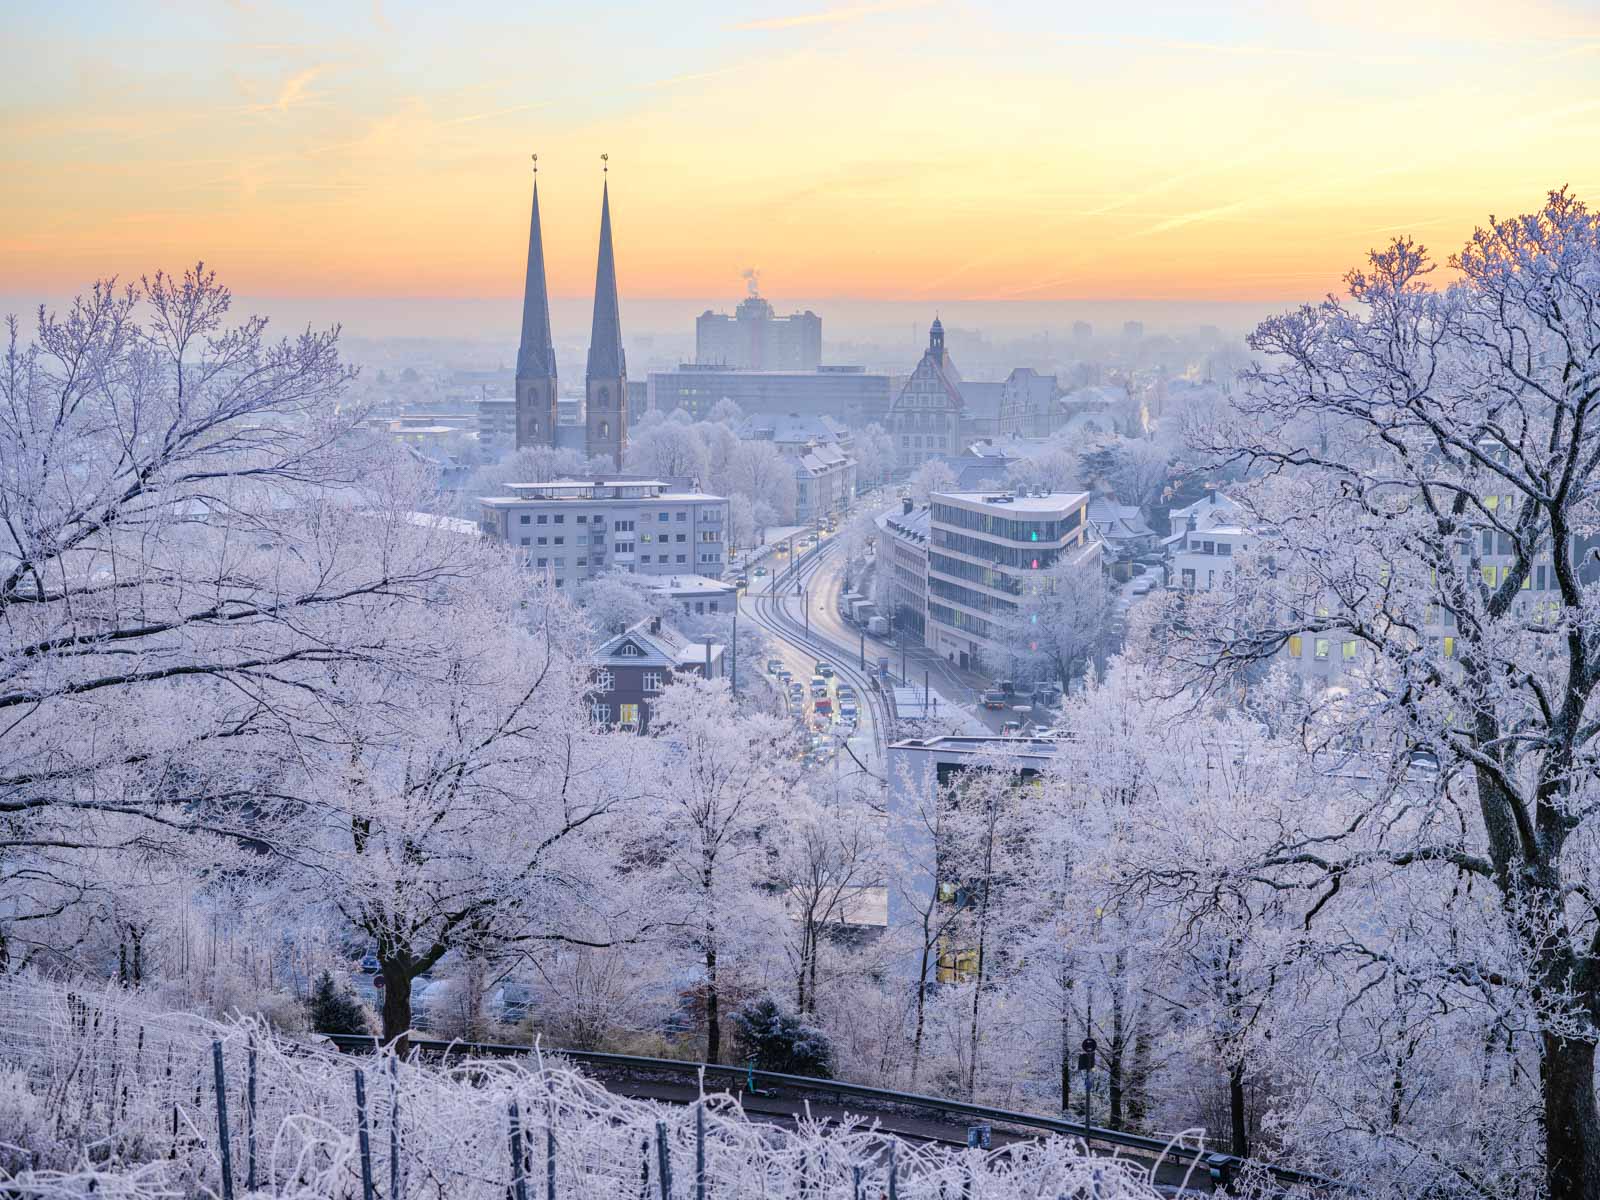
[515, 177, 557, 382]
[586, 181, 625, 381]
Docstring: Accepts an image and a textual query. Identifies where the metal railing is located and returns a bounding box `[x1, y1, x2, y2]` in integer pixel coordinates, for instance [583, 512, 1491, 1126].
[321, 1032, 1349, 1194]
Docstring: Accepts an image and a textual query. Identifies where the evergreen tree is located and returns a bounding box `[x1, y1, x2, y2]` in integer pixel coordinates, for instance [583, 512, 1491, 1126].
[308, 970, 370, 1035]
[730, 996, 835, 1078]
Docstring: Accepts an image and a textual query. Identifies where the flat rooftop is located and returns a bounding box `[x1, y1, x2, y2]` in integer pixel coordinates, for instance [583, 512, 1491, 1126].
[480, 477, 725, 505]
[642, 574, 737, 596]
[932, 490, 1090, 513]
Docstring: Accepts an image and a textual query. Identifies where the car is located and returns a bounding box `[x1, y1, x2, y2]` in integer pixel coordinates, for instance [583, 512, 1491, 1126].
[981, 690, 1009, 710]
[359, 949, 380, 974]
[767, 659, 783, 675]
[1130, 577, 1155, 597]
[836, 684, 856, 703]
[1001, 719, 1024, 736]
[839, 701, 858, 720]
[752, 566, 767, 577]
[814, 696, 833, 716]
[815, 661, 835, 678]
[735, 575, 749, 590]
[777, 668, 793, 683]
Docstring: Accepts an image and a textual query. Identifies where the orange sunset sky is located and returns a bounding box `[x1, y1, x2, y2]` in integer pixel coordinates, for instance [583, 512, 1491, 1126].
[5, 0, 1600, 310]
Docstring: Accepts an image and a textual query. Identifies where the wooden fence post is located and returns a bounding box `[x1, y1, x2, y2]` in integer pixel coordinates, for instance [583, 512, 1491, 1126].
[211, 1040, 235, 1200]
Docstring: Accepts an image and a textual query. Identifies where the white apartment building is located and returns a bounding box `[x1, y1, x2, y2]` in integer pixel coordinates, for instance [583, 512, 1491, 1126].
[925, 490, 1101, 672]
[876, 502, 932, 639]
[478, 478, 729, 587]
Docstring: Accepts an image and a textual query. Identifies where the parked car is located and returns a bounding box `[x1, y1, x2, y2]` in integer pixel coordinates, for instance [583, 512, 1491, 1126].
[981, 689, 1009, 710]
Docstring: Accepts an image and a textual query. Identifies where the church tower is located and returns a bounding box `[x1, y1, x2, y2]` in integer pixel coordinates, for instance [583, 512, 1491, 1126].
[584, 175, 627, 469]
[513, 159, 558, 450]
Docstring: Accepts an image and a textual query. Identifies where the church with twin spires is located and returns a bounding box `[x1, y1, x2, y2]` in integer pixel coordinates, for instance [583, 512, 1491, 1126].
[514, 164, 627, 469]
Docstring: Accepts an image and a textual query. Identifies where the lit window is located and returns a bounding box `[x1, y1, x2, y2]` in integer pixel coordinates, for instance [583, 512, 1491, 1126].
[1314, 638, 1330, 659]
[1288, 635, 1303, 658]
[1342, 640, 1357, 660]
[1443, 636, 1455, 658]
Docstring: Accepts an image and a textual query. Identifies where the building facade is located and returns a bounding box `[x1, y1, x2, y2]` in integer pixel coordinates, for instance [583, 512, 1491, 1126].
[648, 365, 893, 425]
[479, 477, 729, 586]
[589, 616, 725, 734]
[791, 442, 857, 523]
[997, 368, 1063, 437]
[889, 320, 965, 472]
[696, 295, 822, 370]
[875, 502, 931, 639]
[925, 489, 1100, 670]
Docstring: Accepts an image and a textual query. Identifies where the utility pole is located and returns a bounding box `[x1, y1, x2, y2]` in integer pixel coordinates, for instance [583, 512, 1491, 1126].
[731, 596, 738, 696]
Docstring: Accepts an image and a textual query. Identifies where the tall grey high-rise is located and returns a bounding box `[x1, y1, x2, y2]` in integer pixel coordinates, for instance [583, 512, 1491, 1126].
[585, 180, 627, 469]
[513, 165, 557, 451]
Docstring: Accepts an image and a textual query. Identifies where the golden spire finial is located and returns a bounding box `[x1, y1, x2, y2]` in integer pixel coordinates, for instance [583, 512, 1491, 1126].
[601, 152, 609, 174]
[531, 153, 538, 175]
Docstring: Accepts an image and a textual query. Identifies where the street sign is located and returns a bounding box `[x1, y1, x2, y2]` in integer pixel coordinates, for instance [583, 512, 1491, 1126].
[966, 1124, 992, 1149]
[373, 974, 386, 990]
[1077, 1051, 1094, 1072]
[1081, 1038, 1097, 1052]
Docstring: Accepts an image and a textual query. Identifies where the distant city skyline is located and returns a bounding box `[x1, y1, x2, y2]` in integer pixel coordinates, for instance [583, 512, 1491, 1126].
[7, 1, 1599, 305]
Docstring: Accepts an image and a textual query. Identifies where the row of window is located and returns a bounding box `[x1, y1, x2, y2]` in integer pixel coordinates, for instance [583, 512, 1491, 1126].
[928, 552, 1021, 595]
[932, 528, 1065, 569]
[899, 435, 948, 449]
[929, 575, 1017, 616]
[931, 503, 1082, 545]
[593, 669, 668, 692]
[928, 601, 992, 641]
[1286, 635, 1360, 662]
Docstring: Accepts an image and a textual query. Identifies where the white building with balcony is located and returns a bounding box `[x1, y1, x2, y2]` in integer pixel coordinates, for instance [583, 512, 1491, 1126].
[479, 477, 729, 588]
[925, 489, 1101, 671]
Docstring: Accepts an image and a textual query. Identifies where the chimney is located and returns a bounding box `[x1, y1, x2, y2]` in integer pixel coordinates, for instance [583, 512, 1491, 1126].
[902, 498, 914, 515]
[649, 616, 662, 635]
[1209, 490, 1218, 505]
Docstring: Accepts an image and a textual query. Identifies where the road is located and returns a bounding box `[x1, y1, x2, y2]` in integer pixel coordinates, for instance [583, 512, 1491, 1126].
[743, 528, 1011, 754]
[741, 534, 890, 780]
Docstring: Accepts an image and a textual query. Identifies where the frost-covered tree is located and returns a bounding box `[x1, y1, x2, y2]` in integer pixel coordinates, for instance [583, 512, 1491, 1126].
[1077, 436, 1172, 510]
[0, 268, 480, 965]
[769, 784, 885, 1016]
[727, 439, 797, 523]
[301, 573, 644, 1052]
[852, 423, 896, 490]
[995, 559, 1115, 691]
[909, 459, 956, 504]
[1157, 190, 1600, 1200]
[626, 419, 711, 483]
[636, 678, 792, 1062]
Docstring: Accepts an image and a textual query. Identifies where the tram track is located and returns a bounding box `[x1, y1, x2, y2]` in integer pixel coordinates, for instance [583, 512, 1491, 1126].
[742, 537, 891, 774]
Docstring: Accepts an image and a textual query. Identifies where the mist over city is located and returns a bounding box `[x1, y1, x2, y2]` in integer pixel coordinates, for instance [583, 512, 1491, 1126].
[5, 4, 1600, 1199]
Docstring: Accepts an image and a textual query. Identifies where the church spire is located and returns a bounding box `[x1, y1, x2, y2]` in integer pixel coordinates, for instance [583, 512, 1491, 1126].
[584, 162, 627, 469]
[514, 155, 558, 449]
[585, 176, 625, 380]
